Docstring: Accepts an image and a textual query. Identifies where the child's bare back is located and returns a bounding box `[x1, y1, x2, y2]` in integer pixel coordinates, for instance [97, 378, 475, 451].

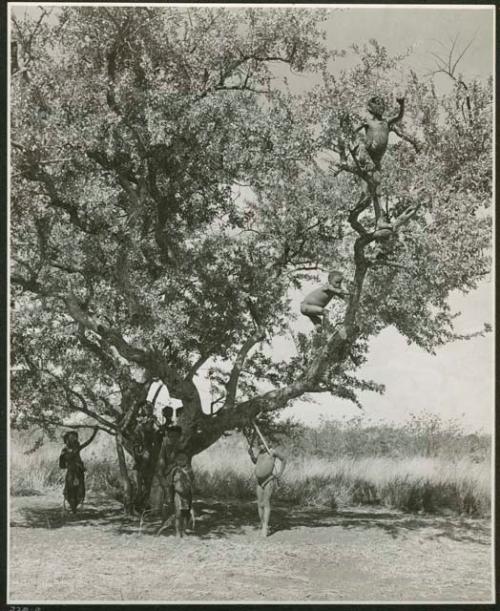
[302, 284, 334, 309]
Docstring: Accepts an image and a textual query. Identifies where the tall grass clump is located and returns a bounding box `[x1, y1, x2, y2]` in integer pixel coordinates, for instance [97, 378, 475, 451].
[10, 430, 122, 498]
[193, 436, 491, 517]
[10, 434, 64, 495]
[10, 412, 492, 518]
[192, 436, 255, 501]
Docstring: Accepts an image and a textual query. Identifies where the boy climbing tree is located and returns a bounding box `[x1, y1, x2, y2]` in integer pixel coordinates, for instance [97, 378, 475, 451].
[300, 270, 349, 331]
[349, 94, 405, 234]
[354, 94, 405, 174]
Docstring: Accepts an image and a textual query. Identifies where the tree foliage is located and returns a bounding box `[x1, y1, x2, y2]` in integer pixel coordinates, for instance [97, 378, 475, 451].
[10, 7, 492, 507]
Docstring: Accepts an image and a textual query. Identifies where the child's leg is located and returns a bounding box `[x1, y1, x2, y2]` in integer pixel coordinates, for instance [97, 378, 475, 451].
[309, 315, 323, 329]
[300, 303, 324, 329]
[300, 303, 324, 317]
[175, 514, 182, 537]
[256, 484, 264, 527]
[261, 480, 275, 537]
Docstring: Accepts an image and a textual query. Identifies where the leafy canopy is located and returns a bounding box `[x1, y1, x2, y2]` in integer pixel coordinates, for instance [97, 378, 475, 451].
[10, 7, 492, 448]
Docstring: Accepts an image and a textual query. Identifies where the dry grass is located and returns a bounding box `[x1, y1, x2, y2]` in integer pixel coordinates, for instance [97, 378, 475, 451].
[10, 436, 62, 495]
[193, 437, 492, 516]
[9, 491, 493, 602]
[9, 431, 121, 497]
[10, 430, 492, 517]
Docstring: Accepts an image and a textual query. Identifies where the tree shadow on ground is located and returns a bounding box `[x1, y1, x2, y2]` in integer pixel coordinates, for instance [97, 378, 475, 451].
[272, 506, 491, 545]
[127, 499, 491, 545]
[10, 494, 130, 530]
[115, 498, 260, 539]
[11, 494, 490, 546]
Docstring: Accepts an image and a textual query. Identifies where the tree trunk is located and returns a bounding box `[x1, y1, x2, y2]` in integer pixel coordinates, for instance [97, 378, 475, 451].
[130, 437, 163, 512]
[114, 375, 220, 513]
[115, 434, 135, 515]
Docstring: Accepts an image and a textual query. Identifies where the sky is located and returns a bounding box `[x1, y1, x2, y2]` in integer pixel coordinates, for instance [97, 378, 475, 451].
[11, 4, 495, 433]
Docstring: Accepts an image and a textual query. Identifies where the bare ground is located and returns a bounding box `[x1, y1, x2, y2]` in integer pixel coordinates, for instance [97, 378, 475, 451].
[8, 491, 493, 603]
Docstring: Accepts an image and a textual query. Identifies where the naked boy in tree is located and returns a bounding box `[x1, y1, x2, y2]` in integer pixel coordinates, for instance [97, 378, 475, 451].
[355, 95, 405, 173]
[353, 94, 405, 229]
[300, 270, 349, 331]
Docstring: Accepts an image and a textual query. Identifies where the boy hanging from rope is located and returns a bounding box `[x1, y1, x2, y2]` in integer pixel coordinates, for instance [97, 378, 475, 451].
[246, 422, 287, 537]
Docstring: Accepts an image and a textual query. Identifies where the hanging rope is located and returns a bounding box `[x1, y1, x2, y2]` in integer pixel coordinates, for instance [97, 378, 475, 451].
[242, 422, 255, 448]
[252, 420, 271, 455]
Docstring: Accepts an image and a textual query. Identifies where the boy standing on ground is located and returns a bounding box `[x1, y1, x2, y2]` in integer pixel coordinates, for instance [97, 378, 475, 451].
[59, 427, 98, 512]
[157, 425, 195, 522]
[248, 439, 287, 537]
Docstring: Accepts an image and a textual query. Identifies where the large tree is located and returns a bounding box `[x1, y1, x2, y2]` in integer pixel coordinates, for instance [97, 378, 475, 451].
[10, 7, 492, 511]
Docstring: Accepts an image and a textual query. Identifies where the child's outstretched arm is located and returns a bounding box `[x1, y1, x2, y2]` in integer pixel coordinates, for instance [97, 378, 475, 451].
[353, 120, 368, 135]
[79, 427, 98, 450]
[388, 98, 405, 127]
[272, 447, 287, 477]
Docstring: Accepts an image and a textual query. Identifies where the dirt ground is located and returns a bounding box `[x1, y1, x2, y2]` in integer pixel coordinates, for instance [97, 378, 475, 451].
[8, 491, 493, 603]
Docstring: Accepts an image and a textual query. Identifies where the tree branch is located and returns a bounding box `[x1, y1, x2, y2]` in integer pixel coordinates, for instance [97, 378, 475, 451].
[11, 272, 49, 296]
[84, 387, 121, 420]
[348, 192, 372, 237]
[21, 350, 117, 432]
[49, 261, 85, 276]
[16, 158, 102, 235]
[391, 126, 422, 153]
[56, 379, 116, 432]
[31, 416, 115, 436]
[223, 328, 266, 409]
[77, 327, 118, 372]
[187, 346, 218, 379]
[65, 294, 148, 365]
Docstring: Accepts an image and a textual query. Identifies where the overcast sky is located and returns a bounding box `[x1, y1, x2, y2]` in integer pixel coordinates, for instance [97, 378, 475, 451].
[11, 4, 495, 432]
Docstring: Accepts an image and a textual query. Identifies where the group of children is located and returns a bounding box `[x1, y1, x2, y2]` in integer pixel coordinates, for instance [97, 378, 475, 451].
[59, 416, 286, 538]
[58, 92, 404, 532]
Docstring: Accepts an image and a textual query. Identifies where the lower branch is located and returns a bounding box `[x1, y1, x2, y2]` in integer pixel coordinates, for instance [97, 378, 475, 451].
[224, 329, 266, 409]
[65, 294, 148, 364]
[217, 215, 373, 428]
